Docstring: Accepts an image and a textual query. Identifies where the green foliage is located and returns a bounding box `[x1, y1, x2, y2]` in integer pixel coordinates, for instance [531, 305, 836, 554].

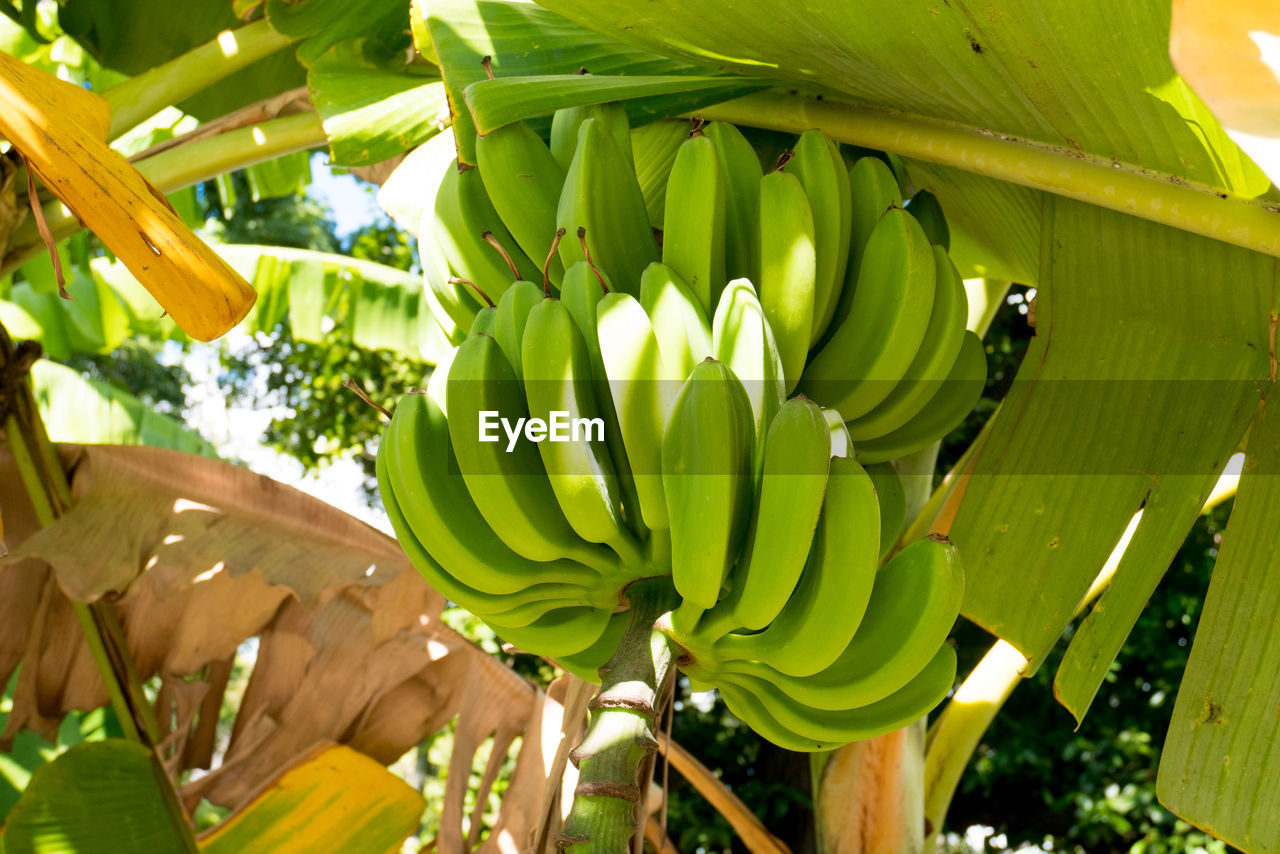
[946, 504, 1237, 853]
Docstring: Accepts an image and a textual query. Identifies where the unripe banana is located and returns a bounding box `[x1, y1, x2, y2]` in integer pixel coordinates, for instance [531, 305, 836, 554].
[846, 245, 969, 441]
[597, 291, 679, 533]
[703, 121, 763, 286]
[475, 123, 567, 287]
[712, 279, 786, 473]
[827, 156, 903, 338]
[865, 461, 906, 561]
[700, 397, 830, 633]
[487, 605, 616, 659]
[550, 101, 634, 172]
[556, 118, 659, 297]
[786, 130, 852, 344]
[823, 407, 852, 457]
[554, 610, 630, 683]
[800, 207, 936, 420]
[522, 295, 643, 566]
[853, 331, 987, 464]
[904, 189, 950, 250]
[720, 535, 963, 710]
[716, 642, 957, 749]
[640, 261, 713, 380]
[379, 391, 606, 597]
[632, 119, 689, 228]
[712, 455, 880, 675]
[662, 130, 727, 314]
[662, 359, 756, 610]
[422, 223, 483, 336]
[446, 333, 621, 574]
[757, 170, 816, 394]
[433, 162, 541, 304]
[493, 278, 544, 378]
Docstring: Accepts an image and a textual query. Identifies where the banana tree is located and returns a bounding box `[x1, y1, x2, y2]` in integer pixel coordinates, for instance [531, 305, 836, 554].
[3, 0, 1280, 852]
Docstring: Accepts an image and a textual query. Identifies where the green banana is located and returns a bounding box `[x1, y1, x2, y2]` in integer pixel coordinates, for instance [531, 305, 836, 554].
[904, 190, 950, 250]
[853, 331, 988, 464]
[597, 290, 678, 533]
[712, 455, 880, 675]
[703, 121, 762, 285]
[786, 130, 852, 344]
[560, 261, 648, 542]
[757, 170, 816, 394]
[865, 461, 906, 561]
[846, 245, 969, 441]
[827, 156, 904, 338]
[488, 605, 616, 659]
[446, 333, 620, 573]
[379, 392, 607, 598]
[662, 130, 726, 314]
[433, 162, 541, 305]
[800, 207, 936, 420]
[640, 261, 713, 380]
[492, 278, 544, 378]
[422, 223, 483, 336]
[632, 119, 689, 228]
[556, 118, 659, 297]
[700, 397, 830, 632]
[717, 643, 957, 749]
[715, 681, 849, 753]
[824, 407, 851, 457]
[550, 101, 634, 172]
[712, 279, 786, 471]
[554, 610, 630, 682]
[720, 535, 963, 710]
[475, 123, 567, 287]
[662, 359, 756, 610]
[522, 295, 643, 566]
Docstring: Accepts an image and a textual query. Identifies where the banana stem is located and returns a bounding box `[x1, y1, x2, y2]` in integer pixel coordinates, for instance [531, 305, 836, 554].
[561, 579, 679, 853]
[103, 18, 298, 140]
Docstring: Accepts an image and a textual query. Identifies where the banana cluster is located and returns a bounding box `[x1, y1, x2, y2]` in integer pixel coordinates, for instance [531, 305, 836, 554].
[384, 103, 983, 750]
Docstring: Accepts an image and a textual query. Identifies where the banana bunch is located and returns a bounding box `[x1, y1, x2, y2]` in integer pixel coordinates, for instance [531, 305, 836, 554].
[386, 107, 986, 749]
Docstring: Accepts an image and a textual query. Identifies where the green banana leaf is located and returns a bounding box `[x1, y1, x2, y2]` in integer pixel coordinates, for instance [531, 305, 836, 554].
[1157, 395, 1280, 853]
[1, 740, 197, 854]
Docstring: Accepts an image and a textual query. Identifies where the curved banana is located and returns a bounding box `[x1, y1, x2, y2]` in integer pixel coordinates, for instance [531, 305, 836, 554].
[493, 278, 544, 378]
[632, 120, 690, 228]
[433, 162, 540, 304]
[904, 189, 950, 250]
[556, 118, 658, 296]
[715, 681, 850, 753]
[702, 122, 762, 285]
[488, 604, 616, 659]
[865, 461, 906, 561]
[597, 291, 679, 534]
[475, 123, 567, 287]
[846, 245, 969, 441]
[550, 101, 634, 172]
[712, 279, 786, 472]
[787, 130, 852, 344]
[800, 207, 936, 420]
[379, 392, 607, 597]
[717, 643, 957, 748]
[554, 609, 630, 682]
[853, 331, 987, 465]
[720, 535, 963, 710]
[828, 156, 903, 337]
[640, 261, 713, 380]
[662, 130, 726, 314]
[757, 170, 816, 394]
[713, 455, 880, 675]
[446, 333, 621, 573]
[699, 397, 830, 633]
[522, 295, 644, 566]
[662, 359, 756, 610]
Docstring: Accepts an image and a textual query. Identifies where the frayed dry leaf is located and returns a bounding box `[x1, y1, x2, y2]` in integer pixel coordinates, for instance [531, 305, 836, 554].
[0, 52, 256, 341]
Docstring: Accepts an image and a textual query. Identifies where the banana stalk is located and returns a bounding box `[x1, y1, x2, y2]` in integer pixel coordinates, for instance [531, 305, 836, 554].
[560, 579, 679, 853]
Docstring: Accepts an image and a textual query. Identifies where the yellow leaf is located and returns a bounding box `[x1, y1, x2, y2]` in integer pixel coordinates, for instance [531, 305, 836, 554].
[0, 51, 256, 342]
[198, 743, 425, 854]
